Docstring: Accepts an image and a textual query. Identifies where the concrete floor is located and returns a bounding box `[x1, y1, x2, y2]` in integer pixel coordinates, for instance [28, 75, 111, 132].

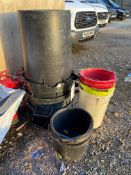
[0, 19, 131, 175]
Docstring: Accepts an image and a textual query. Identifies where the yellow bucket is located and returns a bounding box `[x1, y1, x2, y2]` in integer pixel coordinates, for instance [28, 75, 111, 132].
[79, 82, 115, 97]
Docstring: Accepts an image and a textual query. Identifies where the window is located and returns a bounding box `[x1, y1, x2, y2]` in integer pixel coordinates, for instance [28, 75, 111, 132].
[109, 0, 120, 8]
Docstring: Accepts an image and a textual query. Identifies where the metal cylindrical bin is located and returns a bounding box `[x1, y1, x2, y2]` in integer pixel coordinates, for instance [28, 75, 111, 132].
[50, 108, 93, 161]
[18, 10, 75, 126]
[18, 10, 72, 87]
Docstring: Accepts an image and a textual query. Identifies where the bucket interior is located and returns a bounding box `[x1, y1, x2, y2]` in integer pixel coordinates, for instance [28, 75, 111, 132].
[52, 108, 92, 138]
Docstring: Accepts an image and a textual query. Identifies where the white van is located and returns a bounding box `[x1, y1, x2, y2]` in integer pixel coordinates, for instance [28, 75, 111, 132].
[83, 0, 109, 26]
[65, 0, 99, 43]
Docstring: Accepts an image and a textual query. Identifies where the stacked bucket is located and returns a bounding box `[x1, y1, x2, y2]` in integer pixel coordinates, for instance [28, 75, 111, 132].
[18, 10, 74, 126]
[78, 68, 117, 128]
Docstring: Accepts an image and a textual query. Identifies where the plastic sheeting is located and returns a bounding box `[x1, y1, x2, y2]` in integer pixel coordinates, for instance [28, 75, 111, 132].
[0, 85, 25, 144]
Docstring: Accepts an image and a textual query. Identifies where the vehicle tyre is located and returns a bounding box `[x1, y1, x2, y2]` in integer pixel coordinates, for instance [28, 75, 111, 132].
[119, 16, 126, 20]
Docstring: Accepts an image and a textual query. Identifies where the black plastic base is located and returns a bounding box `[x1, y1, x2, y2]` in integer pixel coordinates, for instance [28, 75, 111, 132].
[28, 74, 75, 99]
[28, 94, 72, 128]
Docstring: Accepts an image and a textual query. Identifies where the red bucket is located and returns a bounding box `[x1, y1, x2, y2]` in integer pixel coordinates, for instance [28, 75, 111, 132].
[0, 70, 23, 89]
[80, 68, 117, 89]
[11, 112, 20, 126]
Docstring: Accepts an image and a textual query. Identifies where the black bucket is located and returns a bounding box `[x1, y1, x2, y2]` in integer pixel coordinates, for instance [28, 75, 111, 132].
[50, 108, 93, 161]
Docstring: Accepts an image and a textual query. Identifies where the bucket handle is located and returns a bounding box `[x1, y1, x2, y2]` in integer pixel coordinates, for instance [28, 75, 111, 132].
[48, 125, 80, 144]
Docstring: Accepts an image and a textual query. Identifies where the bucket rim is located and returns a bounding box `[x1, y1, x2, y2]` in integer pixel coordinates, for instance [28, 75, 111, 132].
[79, 87, 114, 98]
[79, 82, 115, 97]
[80, 68, 117, 84]
[50, 107, 93, 144]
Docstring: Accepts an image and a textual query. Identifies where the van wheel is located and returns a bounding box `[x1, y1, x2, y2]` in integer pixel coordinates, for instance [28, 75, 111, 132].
[119, 16, 126, 20]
